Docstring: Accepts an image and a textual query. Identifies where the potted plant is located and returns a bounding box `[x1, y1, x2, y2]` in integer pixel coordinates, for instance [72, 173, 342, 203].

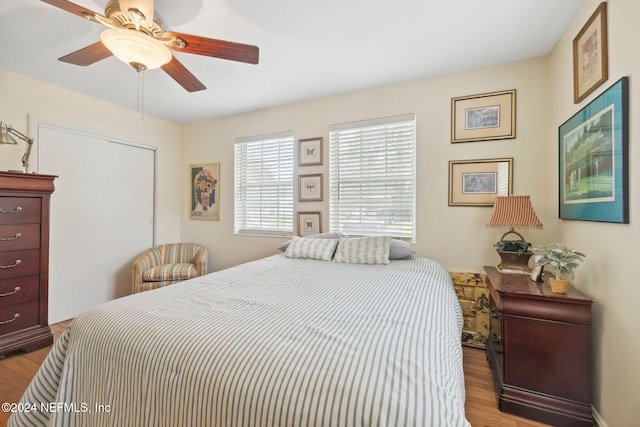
[494, 239, 533, 271]
[532, 243, 586, 293]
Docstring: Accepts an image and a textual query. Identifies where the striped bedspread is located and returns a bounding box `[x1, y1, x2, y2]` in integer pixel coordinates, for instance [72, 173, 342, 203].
[10, 255, 470, 427]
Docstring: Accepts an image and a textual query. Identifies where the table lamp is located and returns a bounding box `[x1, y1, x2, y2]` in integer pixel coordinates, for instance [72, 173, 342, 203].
[486, 195, 543, 272]
[0, 121, 34, 173]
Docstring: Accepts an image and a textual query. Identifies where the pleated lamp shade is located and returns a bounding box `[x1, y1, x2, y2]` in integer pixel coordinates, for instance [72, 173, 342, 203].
[486, 195, 543, 230]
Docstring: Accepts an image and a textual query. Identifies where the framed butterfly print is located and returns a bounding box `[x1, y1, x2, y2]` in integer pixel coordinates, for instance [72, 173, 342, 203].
[298, 137, 323, 166]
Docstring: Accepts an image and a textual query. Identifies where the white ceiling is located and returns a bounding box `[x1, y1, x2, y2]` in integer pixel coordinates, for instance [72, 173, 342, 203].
[0, 0, 584, 124]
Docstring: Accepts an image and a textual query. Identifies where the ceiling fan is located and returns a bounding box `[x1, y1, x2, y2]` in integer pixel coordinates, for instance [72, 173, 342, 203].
[41, 0, 260, 92]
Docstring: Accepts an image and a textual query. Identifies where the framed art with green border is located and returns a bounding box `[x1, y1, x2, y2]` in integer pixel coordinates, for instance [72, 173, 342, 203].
[559, 77, 628, 223]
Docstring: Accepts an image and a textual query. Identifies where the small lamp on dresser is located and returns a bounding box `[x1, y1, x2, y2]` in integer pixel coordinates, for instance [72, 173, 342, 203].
[486, 195, 543, 272]
[0, 121, 34, 173]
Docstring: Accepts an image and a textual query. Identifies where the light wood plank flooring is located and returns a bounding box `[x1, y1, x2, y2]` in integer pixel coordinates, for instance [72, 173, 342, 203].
[0, 320, 550, 427]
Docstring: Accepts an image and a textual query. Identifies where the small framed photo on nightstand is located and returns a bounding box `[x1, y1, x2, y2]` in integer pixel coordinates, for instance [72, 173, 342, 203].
[530, 265, 544, 282]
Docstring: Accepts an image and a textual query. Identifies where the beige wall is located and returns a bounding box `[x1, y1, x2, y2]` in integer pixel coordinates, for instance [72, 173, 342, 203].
[4, 0, 637, 422]
[182, 1, 640, 424]
[0, 68, 183, 244]
[548, 0, 639, 425]
[182, 57, 555, 271]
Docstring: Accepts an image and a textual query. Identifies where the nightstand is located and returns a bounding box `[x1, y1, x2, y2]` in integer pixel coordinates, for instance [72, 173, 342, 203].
[484, 266, 593, 427]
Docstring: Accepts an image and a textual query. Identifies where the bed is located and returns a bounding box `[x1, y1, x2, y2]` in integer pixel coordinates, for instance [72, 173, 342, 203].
[10, 246, 470, 426]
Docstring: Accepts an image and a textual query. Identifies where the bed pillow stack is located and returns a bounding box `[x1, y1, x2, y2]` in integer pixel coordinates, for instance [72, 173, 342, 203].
[280, 233, 415, 264]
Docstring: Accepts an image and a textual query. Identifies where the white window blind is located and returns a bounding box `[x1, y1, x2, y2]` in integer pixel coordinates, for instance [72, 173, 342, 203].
[234, 132, 294, 236]
[329, 114, 416, 239]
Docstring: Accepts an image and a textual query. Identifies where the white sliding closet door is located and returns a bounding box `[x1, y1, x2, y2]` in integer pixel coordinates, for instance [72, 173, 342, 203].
[36, 125, 154, 323]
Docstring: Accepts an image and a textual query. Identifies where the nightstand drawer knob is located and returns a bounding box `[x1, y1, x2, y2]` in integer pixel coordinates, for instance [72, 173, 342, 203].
[0, 259, 21, 269]
[0, 233, 21, 241]
[0, 206, 22, 214]
[0, 286, 20, 297]
[0, 313, 19, 325]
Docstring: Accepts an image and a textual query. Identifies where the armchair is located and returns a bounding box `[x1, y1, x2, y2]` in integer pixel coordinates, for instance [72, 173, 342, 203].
[132, 243, 208, 293]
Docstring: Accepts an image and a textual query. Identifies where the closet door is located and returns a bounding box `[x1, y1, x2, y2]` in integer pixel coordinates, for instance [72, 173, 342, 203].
[36, 125, 154, 323]
[106, 141, 155, 300]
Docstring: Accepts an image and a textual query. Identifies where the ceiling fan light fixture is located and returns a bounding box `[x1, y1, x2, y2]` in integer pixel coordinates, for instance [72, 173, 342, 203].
[100, 28, 171, 71]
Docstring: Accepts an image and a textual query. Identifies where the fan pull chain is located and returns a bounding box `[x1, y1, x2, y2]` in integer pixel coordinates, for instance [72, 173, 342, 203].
[136, 70, 145, 124]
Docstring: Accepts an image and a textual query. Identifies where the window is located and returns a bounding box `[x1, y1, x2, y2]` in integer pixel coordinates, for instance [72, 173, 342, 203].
[329, 114, 416, 240]
[234, 132, 294, 236]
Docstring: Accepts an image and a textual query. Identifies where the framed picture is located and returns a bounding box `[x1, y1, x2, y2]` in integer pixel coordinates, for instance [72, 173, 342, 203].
[451, 89, 516, 143]
[448, 158, 513, 206]
[190, 163, 220, 220]
[573, 2, 608, 104]
[298, 174, 323, 201]
[530, 264, 544, 282]
[297, 211, 322, 236]
[298, 137, 323, 166]
[559, 77, 628, 223]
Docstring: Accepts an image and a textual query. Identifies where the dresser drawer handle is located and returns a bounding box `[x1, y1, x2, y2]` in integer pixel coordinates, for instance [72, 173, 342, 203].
[0, 207, 22, 214]
[0, 313, 19, 325]
[0, 260, 21, 269]
[0, 286, 20, 297]
[0, 233, 21, 241]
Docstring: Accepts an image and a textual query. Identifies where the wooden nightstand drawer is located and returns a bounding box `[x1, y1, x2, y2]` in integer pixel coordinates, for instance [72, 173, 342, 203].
[0, 300, 39, 335]
[0, 224, 41, 252]
[0, 198, 41, 224]
[0, 276, 39, 308]
[0, 250, 40, 280]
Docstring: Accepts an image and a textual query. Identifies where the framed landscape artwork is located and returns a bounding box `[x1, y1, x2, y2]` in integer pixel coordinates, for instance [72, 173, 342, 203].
[451, 90, 516, 143]
[190, 163, 220, 220]
[448, 158, 513, 206]
[573, 2, 608, 104]
[559, 77, 628, 223]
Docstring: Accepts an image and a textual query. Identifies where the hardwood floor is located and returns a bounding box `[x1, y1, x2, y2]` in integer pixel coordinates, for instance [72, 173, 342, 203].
[462, 346, 550, 427]
[0, 320, 549, 427]
[0, 320, 70, 427]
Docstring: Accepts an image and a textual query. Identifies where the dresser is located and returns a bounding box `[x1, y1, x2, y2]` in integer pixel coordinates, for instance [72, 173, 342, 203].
[484, 266, 593, 427]
[0, 172, 56, 355]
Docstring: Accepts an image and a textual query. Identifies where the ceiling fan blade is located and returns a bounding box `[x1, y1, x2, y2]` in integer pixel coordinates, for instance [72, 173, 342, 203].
[41, 0, 105, 21]
[164, 32, 259, 65]
[161, 56, 206, 92]
[59, 42, 113, 66]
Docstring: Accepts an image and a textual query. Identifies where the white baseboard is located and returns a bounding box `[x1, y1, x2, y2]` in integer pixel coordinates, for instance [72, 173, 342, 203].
[593, 406, 608, 427]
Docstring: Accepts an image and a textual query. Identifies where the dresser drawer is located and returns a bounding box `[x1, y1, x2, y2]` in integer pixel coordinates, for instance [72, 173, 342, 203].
[0, 224, 40, 252]
[0, 276, 39, 308]
[0, 300, 39, 335]
[0, 198, 41, 225]
[0, 250, 40, 280]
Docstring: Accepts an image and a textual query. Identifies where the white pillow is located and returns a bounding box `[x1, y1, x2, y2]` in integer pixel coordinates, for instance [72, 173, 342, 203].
[333, 236, 391, 265]
[284, 237, 339, 261]
[389, 239, 416, 259]
[277, 232, 345, 252]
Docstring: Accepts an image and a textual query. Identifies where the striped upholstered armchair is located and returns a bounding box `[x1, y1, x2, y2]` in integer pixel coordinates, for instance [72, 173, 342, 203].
[132, 243, 208, 293]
